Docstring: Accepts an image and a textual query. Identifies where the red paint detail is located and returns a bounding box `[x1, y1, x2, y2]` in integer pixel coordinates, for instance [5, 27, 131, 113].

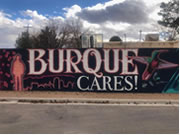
[8, 57, 12, 61]
[142, 70, 154, 81]
[3, 81, 8, 88]
[24, 77, 74, 91]
[142, 60, 158, 81]
[5, 52, 10, 58]
[12, 51, 16, 55]
[5, 73, 10, 78]
[151, 60, 158, 68]
[24, 74, 74, 80]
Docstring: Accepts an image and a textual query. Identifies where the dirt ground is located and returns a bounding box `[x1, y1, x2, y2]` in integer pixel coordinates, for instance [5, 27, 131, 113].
[0, 91, 178, 100]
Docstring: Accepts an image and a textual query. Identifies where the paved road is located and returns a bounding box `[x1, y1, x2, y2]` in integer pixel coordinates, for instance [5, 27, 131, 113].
[0, 103, 178, 134]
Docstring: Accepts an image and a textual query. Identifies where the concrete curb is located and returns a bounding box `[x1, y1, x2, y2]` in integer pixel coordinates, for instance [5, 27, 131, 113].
[0, 97, 178, 105]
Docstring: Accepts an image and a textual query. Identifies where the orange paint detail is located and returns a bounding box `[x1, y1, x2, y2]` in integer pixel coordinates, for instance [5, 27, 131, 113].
[11, 54, 25, 91]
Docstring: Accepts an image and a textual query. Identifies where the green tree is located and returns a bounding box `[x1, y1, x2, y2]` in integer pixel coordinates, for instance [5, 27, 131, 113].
[33, 26, 59, 49]
[15, 19, 85, 49]
[15, 31, 33, 48]
[158, 0, 179, 39]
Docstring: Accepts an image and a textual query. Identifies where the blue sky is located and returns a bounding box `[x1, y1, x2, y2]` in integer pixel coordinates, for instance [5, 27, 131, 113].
[0, 0, 109, 18]
[0, 0, 169, 48]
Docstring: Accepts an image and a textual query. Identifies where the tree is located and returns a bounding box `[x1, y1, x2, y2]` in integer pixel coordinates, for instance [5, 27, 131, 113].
[15, 31, 34, 48]
[158, 0, 179, 40]
[15, 19, 86, 48]
[33, 26, 59, 49]
[109, 36, 122, 42]
[58, 19, 84, 48]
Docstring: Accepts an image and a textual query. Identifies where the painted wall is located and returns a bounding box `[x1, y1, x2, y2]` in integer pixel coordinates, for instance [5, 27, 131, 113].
[0, 48, 178, 93]
[103, 41, 179, 48]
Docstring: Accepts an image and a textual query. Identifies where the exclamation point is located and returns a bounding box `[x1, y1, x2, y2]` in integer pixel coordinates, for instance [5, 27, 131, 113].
[134, 75, 138, 90]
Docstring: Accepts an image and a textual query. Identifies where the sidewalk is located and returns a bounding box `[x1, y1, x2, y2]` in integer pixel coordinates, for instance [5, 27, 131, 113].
[0, 91, 178, 105]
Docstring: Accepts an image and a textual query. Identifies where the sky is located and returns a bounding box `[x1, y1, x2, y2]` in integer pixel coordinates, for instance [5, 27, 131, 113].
[0, 0, 169, 48]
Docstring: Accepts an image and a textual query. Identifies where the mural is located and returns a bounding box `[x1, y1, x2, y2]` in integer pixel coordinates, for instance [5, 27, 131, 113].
[0, 48, 178, 93]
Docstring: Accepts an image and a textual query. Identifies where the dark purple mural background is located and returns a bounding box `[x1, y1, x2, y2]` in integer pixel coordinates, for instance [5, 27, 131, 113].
[0, 48, 178, 93]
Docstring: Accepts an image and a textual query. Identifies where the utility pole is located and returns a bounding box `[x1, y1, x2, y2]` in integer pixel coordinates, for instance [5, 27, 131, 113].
[139, 30, 142, 42]
[24, 24, 32, 34]
[23, 24, 33, 47]
[124, 34, 126, 42]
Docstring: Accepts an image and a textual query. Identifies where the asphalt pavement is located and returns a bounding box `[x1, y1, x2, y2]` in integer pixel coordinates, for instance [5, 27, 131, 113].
[0, 103, 178, 134]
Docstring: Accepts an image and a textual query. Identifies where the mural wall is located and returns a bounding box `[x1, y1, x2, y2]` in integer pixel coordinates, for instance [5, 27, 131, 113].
[0, 48, 178, 93]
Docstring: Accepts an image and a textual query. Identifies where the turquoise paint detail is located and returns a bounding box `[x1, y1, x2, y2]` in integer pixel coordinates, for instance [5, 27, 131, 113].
[162, 70, 179, 93]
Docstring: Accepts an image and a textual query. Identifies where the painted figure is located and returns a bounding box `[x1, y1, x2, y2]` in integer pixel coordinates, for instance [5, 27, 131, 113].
[11, 54, 25, 91]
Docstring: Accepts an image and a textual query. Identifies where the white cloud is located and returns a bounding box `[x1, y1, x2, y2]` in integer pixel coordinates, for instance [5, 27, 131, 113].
[68, 0, 169, 41]
[52, 16, 64, 21]
[22, 10, 49, 29]
[0, 10, 56, 48]
[0, 11, 22, 48]
[0, 12, 14, 26]
[87, 0, 126, 10]
[0, 0, 172, 48]
[104, 22, 130, 31]
[142, 0, 170, 7]
[145, 0, 170, 21]
[83, 20, 100, 29]
[63, 5, 81, 18]
[22, 10, 47, 20]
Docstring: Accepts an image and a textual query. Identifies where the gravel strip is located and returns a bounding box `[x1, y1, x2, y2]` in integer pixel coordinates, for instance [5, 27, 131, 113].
[0, 91, 178, 100]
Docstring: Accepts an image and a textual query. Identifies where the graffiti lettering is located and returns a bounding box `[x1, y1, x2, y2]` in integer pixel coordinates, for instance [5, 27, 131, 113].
[28, 49, 138, 77]
[77, 75, 138, 91]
